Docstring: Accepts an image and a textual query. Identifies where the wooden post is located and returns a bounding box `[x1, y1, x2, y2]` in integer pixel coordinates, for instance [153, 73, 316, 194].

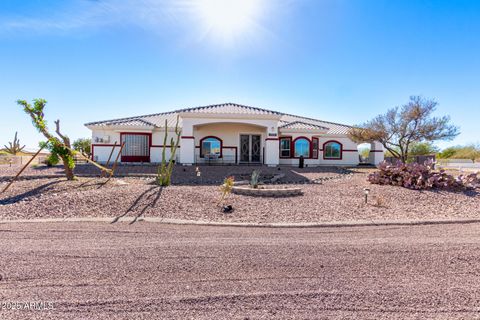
[105, 141, 118, 168]
[61, 145, 112, 175]
[101, 141, 118, 177]
[109, 142, 125, 179]
[2, 147, 44, 193]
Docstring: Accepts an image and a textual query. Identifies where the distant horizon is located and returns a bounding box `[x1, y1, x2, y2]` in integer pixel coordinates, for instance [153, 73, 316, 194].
[1, 0, 479, 149]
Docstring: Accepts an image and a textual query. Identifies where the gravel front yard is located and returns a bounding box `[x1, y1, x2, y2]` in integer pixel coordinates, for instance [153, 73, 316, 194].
[0, 165, 479, 223]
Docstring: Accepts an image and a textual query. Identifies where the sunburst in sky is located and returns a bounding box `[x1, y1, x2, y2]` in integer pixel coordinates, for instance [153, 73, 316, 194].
[187, 0, 267, 47]
[0, 0, 279, 51]
[0, 0, 479, 148]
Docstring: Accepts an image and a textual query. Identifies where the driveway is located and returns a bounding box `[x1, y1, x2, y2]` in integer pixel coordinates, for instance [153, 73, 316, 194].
[1, 222, 480, 319]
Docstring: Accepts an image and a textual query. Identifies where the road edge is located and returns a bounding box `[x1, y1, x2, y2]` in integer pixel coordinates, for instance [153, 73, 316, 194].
[1, 216, 480, 228]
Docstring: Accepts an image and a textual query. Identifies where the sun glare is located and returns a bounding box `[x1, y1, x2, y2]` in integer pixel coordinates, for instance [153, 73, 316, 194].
[192, 0, 264, 45]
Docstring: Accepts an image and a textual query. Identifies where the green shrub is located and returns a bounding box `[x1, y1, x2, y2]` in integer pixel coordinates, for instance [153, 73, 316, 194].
[45, 153, 60, 167]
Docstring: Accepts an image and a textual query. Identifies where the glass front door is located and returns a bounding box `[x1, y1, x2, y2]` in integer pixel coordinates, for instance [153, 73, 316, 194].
[239, 134, 261, 163]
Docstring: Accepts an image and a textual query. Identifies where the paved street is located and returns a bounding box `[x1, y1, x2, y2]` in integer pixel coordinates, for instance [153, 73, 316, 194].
[1, 222, 480, 319]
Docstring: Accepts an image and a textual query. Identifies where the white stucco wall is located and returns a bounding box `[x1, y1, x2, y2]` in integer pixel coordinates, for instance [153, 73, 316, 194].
[88, 117, 383, 166]
[278, 134, 362, 167]
[91, 128, 120, 163]
[369, 141, 385, 165]
[319, 136, 361, 166]
[91, 127, 179, 163]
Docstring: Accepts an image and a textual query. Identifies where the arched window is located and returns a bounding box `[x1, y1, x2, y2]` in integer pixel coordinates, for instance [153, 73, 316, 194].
[294, 137, 310, 158]
[200, 136, 222, 158]
[323, 141, 342, 159]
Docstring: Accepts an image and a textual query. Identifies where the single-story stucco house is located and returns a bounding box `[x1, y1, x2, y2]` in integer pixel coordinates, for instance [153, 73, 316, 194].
[85, 103, 384, 166]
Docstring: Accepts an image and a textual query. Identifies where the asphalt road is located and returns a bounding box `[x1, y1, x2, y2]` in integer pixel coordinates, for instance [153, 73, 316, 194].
[1, 222, 480, 319]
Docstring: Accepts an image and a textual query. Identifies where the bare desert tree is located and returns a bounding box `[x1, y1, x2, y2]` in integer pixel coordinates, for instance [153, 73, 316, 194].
[17, 98, 76, 180]
[4, 132, 26, 155]
[348, 96, 459, 162]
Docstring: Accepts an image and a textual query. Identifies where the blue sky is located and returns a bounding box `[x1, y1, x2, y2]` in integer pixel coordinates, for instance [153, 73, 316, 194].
[0, 0, 479, 149]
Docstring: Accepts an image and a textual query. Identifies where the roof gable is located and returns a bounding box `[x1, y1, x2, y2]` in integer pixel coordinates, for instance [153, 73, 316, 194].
[279, 121, 330, 131]
[85, 102, 352, 135]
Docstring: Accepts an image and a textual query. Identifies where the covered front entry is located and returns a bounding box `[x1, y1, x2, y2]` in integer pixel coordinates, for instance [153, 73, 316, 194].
[240, 134, 261, 163]
[179, 116, 281, 166]
[120, 132, 151, 162]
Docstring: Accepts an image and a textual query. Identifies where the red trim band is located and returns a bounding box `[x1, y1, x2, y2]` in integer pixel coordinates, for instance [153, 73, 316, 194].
[91, 143, 118, 147]
[151, 145, 181, 148]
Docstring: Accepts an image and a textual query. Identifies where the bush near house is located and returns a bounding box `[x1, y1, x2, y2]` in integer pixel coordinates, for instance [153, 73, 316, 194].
[437, 144, 480, 162]
[72, 138, 92, 157]
[369, 160, 480, 190]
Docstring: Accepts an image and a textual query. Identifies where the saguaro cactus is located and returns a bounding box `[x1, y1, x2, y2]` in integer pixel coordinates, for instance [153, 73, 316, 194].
[157, 115, 181, 186]
[4, 132, 26, 155]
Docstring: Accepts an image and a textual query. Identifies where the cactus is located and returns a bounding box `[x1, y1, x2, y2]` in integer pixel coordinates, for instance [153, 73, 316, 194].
[157, 115, 181, 186]
[250, 170, 261, 189]
[4, 132, 26, 155]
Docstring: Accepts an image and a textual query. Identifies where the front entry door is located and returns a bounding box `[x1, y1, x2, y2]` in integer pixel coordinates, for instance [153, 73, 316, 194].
[240, 135, 261, 163]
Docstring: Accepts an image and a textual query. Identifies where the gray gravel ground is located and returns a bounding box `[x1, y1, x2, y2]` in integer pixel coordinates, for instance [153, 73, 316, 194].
[0, 164, 348, 184]
[0, 167, 478, 223]
[1, 222, 480, 319]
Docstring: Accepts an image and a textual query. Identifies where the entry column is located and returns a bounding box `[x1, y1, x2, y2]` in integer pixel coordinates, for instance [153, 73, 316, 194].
[264, 138, 280, 166]
[179, 122, 195, 165]
[369, 141, 384, 165]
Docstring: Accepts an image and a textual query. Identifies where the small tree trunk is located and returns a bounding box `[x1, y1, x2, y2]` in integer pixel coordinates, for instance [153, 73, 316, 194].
[61, 155, 75, 180]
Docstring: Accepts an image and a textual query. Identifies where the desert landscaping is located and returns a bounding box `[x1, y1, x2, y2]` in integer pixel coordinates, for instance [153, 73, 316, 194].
[1, 164, 478, 224]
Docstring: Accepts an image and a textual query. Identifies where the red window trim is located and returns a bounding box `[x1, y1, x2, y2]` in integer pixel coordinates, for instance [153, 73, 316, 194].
[292, 136, 312, 159]
[312, 137, 319, 159]
[323, 140, 343, 160]
[279, 136, 292, 158]
[199, 136, 223, 158]
[280, 136, 320, 159]
[120, 132, 152, 163]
